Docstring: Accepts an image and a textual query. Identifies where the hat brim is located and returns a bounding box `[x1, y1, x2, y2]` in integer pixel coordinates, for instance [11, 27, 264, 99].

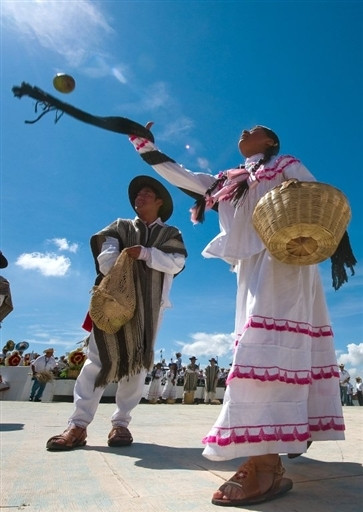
[0, 253, 8, 269]
[16, 342, 29, 351]
[128, 175, 173, 222]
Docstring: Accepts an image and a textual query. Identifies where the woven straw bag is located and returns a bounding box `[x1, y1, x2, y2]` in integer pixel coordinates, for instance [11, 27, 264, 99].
[252, 181, 351, 265]
[89, 250, 136, 334]
[36, 370, 54, 384]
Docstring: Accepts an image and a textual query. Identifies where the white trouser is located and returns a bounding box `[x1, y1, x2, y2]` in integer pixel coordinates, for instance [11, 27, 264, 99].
[69, 331, 147, 429]
[204, 390, 216, 402]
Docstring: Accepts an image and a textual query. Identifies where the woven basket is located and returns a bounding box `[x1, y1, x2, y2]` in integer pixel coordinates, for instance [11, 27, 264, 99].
[183, 391, 195, 404]
[66, 369, 80, 379]
[89, 250, 136, 334]
[36, 370, 54, 384]
[252, 181, 351, 265]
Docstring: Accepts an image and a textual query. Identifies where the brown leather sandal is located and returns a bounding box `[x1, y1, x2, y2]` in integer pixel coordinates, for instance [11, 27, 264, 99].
[46, 425, 87, 451]
[108, 426, 133, 447]
[212, 456, 293, 507]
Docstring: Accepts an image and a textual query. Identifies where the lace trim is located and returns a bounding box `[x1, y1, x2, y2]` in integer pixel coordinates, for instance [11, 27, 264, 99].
[254, 155, 300, 181]
[309, 416, 345, 431]
[227, 315, 337, 384]
[227, 365, 339, 385]
[203, 417, 344, 446]
[242, 315, 334, 337]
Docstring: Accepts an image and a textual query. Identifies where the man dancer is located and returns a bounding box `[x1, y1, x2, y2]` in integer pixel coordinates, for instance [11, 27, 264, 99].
[46, 176, 187, 450]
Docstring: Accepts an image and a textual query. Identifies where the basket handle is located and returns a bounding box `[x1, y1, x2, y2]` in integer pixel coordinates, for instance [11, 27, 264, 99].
[280, 178, 299, 190]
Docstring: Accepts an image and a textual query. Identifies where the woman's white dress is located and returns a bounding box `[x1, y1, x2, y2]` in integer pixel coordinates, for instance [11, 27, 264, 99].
[130, 136, 345, 461]
[147, 368, 163, 401]
[162, 370, 177, 400]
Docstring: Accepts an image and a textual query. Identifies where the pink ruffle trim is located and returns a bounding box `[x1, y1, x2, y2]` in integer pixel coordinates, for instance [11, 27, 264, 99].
[227, 365, 339, 385]
[254, 155, 300, 182]
[202, 417, 344, 446]
[243, 315, 333, 337]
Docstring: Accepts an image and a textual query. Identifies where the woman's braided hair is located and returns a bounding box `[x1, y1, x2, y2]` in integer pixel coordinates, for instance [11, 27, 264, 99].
[192, 126, 356, 290]
[191, 174, 227, 223]
[193, 126, 280, 222]
[232, 142, 279, 206]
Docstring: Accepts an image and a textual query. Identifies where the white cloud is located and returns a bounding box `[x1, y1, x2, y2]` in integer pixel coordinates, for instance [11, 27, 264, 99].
[51, 238, 79, 253]
[197, 157, 211, 172]
[159, 116, 195, 140]
[337, 342, 363, 378]
[80, 56, 129, 82]
[143, 82, 172, 110]
[118, 81, 175, 114]
[178, 334, 363, 378]
[2, 0, 114, 67]
[179, 332, 235, 359]
[112, 65, 128, 84]
[16, 252, 71, 277]
[2, 0, 205, 145]
[25, 324, 88, 346]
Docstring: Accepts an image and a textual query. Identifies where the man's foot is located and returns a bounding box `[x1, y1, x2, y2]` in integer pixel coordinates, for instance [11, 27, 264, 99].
[212, 455, 293, 507]
[34, 398, 41, 402]
[29, 397, 33, 401]
[108, 426, 133, 447]
[46, 425, 87, 451]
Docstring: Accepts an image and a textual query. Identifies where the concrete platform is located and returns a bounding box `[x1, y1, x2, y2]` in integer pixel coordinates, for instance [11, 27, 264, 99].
[1, 401, 362, 511]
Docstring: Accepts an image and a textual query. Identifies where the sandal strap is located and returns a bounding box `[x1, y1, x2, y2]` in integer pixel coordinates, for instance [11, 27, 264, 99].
[108, 426, 133, 442]
[256, 457, 285, 476]
[227, 459, 260, 497]
[225, 457, 285, 499]
[219, 480, 244, 493]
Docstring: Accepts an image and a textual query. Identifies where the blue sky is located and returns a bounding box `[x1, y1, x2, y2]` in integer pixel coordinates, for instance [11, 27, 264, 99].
[1, 0, 362, 376]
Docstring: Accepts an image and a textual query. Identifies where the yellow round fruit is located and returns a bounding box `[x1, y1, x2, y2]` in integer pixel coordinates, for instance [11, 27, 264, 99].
[53, 73, 76, 93]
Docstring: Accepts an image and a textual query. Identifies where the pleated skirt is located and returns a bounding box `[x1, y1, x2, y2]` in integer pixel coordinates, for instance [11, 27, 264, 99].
[202, 250, 344, 461]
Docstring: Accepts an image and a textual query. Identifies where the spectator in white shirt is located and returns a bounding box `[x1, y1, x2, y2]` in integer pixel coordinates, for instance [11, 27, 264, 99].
[29, 348, 57, 402]
[339, 363, 350, 405]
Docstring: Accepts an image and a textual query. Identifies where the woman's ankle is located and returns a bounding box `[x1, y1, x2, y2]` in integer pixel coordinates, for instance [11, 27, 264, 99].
[251, 454, 280, 467]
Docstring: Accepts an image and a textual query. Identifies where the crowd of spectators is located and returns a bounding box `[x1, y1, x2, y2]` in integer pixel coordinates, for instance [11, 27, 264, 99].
[2, 345, 362, 406]
[0, 341, 88, 397]
[146, 357, 229, 389]
[144, 353, 231, 404]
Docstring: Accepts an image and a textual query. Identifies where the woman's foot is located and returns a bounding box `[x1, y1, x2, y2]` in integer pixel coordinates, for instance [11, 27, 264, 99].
[212, 454, 293, 506]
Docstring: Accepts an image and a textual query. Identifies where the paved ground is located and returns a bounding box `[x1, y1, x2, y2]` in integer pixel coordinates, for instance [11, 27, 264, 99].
[1, 401, 362, 511]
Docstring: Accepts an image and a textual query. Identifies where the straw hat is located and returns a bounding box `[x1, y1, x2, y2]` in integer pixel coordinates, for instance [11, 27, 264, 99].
[128, 175, 173, 222]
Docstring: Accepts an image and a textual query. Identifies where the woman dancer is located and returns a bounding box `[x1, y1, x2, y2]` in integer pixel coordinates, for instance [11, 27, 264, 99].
[161, 362, 178, 403]
[129, 125, 349, 506]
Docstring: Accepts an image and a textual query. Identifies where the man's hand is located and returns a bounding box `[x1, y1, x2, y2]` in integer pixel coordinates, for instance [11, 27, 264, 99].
[125, 245, 142, 259]
[145, 121, 154, 131]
